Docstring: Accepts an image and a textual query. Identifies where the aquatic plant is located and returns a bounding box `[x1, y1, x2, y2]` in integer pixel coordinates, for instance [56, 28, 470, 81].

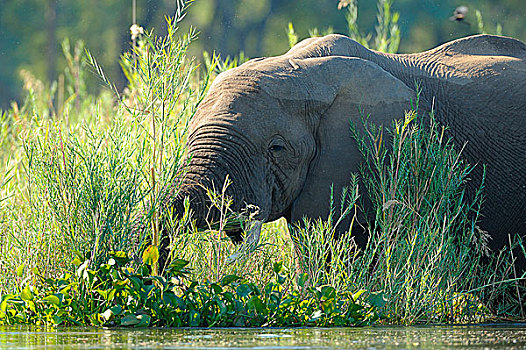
[0, 251, 380, 327]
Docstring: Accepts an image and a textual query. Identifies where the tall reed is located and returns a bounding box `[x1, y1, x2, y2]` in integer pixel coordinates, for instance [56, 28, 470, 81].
[290, 109, 494, 323]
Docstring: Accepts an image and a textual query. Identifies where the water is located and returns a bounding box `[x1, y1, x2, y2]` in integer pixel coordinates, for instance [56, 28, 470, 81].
[2, 325, 526, 349]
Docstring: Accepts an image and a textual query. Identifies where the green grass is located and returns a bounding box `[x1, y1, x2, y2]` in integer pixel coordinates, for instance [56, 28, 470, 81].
[0, 2, 524, 327]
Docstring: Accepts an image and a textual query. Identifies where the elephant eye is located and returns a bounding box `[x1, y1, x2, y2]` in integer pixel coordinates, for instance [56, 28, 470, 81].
[269, 144, 285, 152]
[268, 139, 286, 154]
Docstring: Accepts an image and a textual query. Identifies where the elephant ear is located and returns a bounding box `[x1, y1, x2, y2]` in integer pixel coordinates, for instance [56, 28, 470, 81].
[261, 56, 415, 238]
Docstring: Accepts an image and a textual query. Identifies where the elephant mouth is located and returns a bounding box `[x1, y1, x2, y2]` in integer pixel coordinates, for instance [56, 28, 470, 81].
[225, 219, 264, 263]
[194, 201, 266, 245]
[223, 218, 263, 241]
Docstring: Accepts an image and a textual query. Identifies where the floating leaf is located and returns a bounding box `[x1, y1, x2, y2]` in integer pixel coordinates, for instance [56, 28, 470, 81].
[189, 309, 200, 327]
[135, 314, 151, 327]
[368, 292, 387, 309]
[121, 314, 140, 326]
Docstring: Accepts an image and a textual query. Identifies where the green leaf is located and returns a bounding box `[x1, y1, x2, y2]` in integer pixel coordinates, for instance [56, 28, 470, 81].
[72, 257, 82, 267]
[16, 264, 25, 278]
[167, 258, 189, 274]
[0, 302, 7, 316]
[109, 251, 130, 266]
[298, 273, 308, 288]
[101, 305, 122, 322]
[321, 299, 335, 314]
[368, 292, 387, 309]
[215, 298, 227, 315]
[27, 300, 36, 313]
[220, 274, 240, 286]
[148, 275, 167, 289]
[189, 309, 200, 327]
[43, 295, 60, 306]
[210, 283, 223, 294]
[277, 274, 286, 285]
[236, 284, 252, 298]
[273, 261, 283, 274]
[247, 296, 266, 314]
[121, 314, 140, 326]
[113, 280, 129, 288]
[52, 315, 63, 325]
[320, 285, 336, 300]
[135, 314, 151, 327]
[111, 251, 127, 258]
[142, 245, 159, 266]
[96, 289, 109, 300]
[20, 286, 33, 301]
[352, 289, 366, 302]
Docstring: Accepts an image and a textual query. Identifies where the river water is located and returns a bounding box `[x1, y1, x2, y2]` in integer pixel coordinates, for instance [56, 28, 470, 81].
[2, 325, 526, 349]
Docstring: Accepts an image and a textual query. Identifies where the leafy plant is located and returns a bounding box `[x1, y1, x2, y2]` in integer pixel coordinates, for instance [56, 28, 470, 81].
[339, 0, 400, 53]
[0, 251, 380, 327]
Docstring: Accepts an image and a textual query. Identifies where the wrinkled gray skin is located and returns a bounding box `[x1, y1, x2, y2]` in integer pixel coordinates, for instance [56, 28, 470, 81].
[166, 34, 526, 260]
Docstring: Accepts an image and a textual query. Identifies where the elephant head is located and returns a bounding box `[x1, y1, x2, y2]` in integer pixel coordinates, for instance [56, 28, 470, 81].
[165, 36, 415, 248]
[166, 33, 526, 261]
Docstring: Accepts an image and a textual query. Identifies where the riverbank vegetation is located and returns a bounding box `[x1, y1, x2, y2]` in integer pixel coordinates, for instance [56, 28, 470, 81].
[0, 1, 524, 327]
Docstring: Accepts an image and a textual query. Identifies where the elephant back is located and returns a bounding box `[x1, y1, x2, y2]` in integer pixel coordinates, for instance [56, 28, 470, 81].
[426, 34, 526, 59]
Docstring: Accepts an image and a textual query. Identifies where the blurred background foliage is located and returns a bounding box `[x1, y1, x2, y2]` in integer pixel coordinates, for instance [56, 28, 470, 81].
[1, 0, 525, 109]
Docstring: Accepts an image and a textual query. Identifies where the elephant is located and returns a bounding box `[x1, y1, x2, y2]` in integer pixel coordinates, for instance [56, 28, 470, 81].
[164, 34, 526, 264]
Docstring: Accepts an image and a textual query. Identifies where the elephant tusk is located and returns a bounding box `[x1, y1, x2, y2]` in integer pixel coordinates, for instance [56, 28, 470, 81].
[244, 220, 263, 247]
[226, 220, 263, 263]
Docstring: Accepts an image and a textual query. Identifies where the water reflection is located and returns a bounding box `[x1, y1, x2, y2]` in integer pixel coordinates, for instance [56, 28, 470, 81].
[2, 325, 526, 349]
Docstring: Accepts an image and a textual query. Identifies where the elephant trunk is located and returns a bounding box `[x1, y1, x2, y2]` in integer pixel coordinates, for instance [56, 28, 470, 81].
[170, 184, 217, 229]
[163, 135, 271, 239]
